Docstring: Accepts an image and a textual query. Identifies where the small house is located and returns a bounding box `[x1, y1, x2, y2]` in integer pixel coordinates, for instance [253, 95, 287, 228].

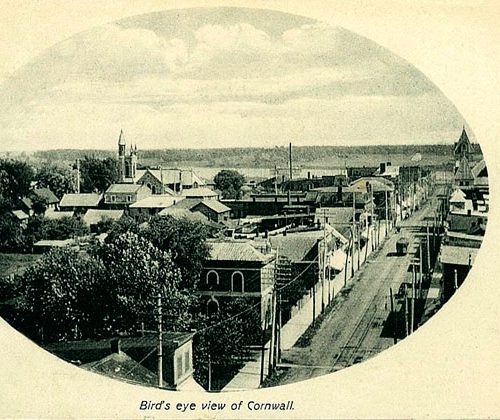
[191, 200, 231, 223]
[104, 184, 151, 208]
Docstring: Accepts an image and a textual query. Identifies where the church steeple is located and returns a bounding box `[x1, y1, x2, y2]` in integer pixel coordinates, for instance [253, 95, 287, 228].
[118, 129, 126, 183]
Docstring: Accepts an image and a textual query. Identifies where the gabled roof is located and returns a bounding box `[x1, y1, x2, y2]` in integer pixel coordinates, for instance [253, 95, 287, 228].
[130, 195, 184, 209]
[60, 193, 102, 208]
[471, 159, 487, 178]
[32, 187, 59, 204]
[454, 156, 474, 181]
[106, 183, 149, 194]
[454, 127, 471, 154]
[208, 241, 274, 263]
[83, 209, 124, 226]
[346, 177, 395, 192]
[449, 189, 466, 203]
[193, 200, 231, 213]
[137, 168, 204, 188]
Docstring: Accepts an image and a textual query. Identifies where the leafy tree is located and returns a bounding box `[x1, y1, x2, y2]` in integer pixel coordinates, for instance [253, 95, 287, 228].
[0, 211, 27, 252]
[105, 215, 141, 241]
[143, 215, 210, 290]
[13, 247, 106, 342]
[0, 158, 35, 202]
[27, 216, 89, 241]
[80, 155, 119, 193]
[30, 195, 48, 215]
[214, 170, 245, 199]
[94, 232, 192, 335]
[35, 163, 76, 199]
[192, 298, 261, 390]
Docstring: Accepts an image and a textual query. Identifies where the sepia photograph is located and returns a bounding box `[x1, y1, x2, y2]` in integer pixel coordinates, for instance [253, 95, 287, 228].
[0, 2, 498, 418]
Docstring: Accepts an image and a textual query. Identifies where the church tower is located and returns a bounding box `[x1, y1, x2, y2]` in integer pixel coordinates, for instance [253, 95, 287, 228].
[118, 130, 126, 183]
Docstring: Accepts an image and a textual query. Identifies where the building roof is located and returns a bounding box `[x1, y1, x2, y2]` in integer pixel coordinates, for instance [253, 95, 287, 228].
[208, 241, 274, 263]
[137, 168, 204, 188]
[33, 239, 75, 247]
[11, 209, 29, 220]
[181, 187, 219, 198]
[129, 195, 184, 209]
[440, 245, 478, 266]
[21, 197, 33, 210]
[44, 333, 193, 362]
[83, 209, 124, 226]
[193, 200, 231, 213]
[454, 156, 474, 182]
[118, 129, 126, 146]
[32, 187, 59, 204]
[158, 207, 209, 223]
[449, 189, 467, 203]
[454, 127, 471, 154]
[60, 193, 102, 208]
[106, 183, 149, 194]
[82, 351, 159, 387]
[44, 210, 75, 220]
[268, 231, 322, 262]
[346, 177, 395, 192]
[471, 159, 487, 178]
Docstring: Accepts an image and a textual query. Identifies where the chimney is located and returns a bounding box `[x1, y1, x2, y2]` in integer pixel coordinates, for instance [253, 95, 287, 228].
[387, 162, 391, 167]
[308, 171, 311, 179]
[380, 162, 386, 174]
[110, 338, 121, 354]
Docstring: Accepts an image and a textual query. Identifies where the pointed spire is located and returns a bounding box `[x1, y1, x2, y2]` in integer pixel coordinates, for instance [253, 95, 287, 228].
[118, 129, 126, 146]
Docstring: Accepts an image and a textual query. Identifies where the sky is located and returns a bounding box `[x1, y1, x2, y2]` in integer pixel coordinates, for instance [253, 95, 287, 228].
[0, 7, 468, 151]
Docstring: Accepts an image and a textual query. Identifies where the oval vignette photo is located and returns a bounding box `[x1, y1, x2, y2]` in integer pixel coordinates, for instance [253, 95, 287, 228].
[0, 7, 489, 392]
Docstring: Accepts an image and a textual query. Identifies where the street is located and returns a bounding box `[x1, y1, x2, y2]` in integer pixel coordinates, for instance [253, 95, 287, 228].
[270, 200, 437, 386]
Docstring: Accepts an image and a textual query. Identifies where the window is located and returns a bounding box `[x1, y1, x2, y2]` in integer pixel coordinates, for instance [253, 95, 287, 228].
[231, 271, 244, 293]
[127, 195, 132, 202]
[184, 349, 190, 373]
[111, 195, 116, 202]
[176, 354, 183, 379]
[206, 270, 219, 288]
[207, 298, 219, 316]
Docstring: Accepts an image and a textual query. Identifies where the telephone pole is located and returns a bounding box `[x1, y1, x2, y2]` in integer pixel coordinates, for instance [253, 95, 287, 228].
[157, 293, 163, 388]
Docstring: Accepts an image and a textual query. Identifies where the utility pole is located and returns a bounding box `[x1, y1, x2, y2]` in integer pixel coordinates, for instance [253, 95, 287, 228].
[390, 287, 397, 344]
[157, 293, 163, 388]
[419, 243, 423, 298]
[75, 158, 81, 193]
[426, 223, 431, 281]
[411, 262, 415, 334]
[385, 188, 389, 236]
[321, 221, 327, 313]
[404, 283, 409, 337]
[208, 353, 212, 392]
[287, 143, 293, 206]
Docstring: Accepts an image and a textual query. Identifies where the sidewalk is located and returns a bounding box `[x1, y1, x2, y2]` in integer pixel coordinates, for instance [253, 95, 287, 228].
[222, 221, 390, 391]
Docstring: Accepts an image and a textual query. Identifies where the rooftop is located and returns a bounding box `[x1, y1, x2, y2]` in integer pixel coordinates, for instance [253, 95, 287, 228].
[106, 184, 150, 194]
[208, 241, 274, 263]
[32, 187, 59, 204]
[83, 209, 124, 226]
[440, 245, 478, 266]
[193, 200, 231, 213]
[129, 195, 184, 209]
[60, 193, 102, 208]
